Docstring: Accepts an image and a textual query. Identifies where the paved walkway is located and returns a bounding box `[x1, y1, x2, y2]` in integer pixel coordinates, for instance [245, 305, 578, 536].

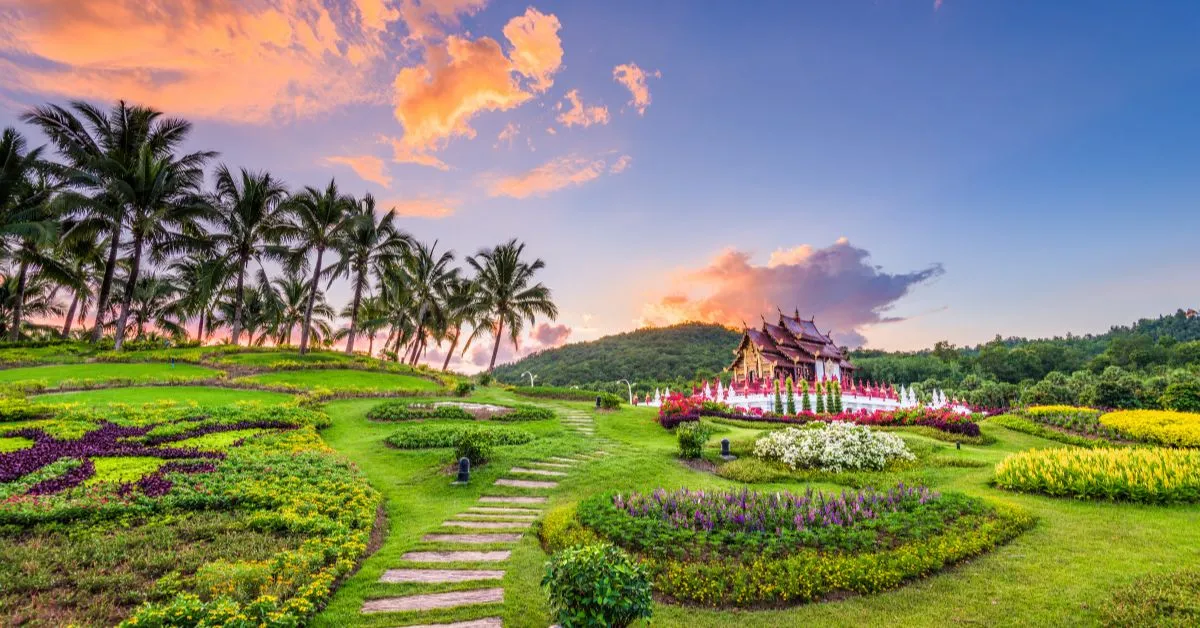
[358, 405, 614, 626]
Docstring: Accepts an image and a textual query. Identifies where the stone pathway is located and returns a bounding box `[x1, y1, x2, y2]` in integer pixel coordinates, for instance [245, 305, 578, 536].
[358, 405, 616, 626]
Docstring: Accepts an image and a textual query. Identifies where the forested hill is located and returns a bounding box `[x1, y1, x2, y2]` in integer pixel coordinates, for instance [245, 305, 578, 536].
[492, 323, 741, 388]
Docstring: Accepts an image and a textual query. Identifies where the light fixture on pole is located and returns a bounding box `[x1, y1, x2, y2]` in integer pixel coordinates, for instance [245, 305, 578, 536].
[617, 379, 636, 404]
[520, 371, 538, 387]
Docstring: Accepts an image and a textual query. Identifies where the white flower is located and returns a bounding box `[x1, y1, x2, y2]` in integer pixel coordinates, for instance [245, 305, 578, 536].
[752, 422, 914, 472]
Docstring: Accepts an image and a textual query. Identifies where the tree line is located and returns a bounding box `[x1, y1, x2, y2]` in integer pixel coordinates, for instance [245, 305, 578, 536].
[0, 100, 558, 371]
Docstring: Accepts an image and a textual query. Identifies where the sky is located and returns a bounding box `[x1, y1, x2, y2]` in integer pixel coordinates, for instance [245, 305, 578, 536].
[1, 0, 1199, 369]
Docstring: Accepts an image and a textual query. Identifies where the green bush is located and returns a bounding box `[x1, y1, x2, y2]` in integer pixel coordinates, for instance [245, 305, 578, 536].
[510, 385, 622, 409]
[1161, 380, 1200, 413]
[455, 432, 495, 465]
[366, 400, 473, 421]
[497, 405, 556, 422]
[1101, 569, 1200, 626]
[677, 422, 714, 459]
[538, 504, 601, 553]
[541, 543, 653, 628]
[454, 381, 475, 397]
[386, 424, 535, 449]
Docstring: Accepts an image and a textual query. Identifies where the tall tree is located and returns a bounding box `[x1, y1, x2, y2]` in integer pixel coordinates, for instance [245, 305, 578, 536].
[468, 239, 558, 372]
[108, 146, 213, 349]
[283, 180, 353, 354]
[209, 165, 290, 345]
[22, 101, 199, 344]
[386, 240, 457, 365]
[329, 195, 409, 353]
[438, 277, 483, 371]
[168, 252, 228, 343]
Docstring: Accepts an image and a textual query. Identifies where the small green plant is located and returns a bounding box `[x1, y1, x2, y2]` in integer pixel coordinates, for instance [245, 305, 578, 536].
[476, 372, 494, 387]
[454, 381, 475, 397]
[455, 432, 495, 465]
[800, 380, 811, 413]
[830, 381, 843, 413]
[785, 377, 796, 415]
[816, 382, 826, 414]
[542, 543, 653, 628]
[677, 421, 714, 459]
[773, 379, 783, 415]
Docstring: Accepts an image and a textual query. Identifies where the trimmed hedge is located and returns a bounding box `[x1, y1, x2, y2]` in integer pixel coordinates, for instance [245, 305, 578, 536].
[366, 401, 474, 422]
[495, 404, 556, 422]
[385, 424, 535, 449]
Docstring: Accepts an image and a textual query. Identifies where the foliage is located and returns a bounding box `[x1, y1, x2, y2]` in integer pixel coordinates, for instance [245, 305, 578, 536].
[454, 381, 475, 397]
[495, 404, 556, 422]
[1099, 409, 1200, 447]
[661, 396, 983, 437]
[511, 385, 622, 409]
[538, 504, 601, 553]
[676, 422, 714, 459]
[366, 400, 473, 421]
[1161, 379, 1200, 412]
[989, 415, 1115, 448]
[993, 447, 1200, 503]
[541, 543, 654, 628]
[454, 431, 494, 465]
[753, 423, 915, 472]
[1100, 569, 1200, 627]
[785, 377, 796, 415]
[384, 424, 535, 449]
[1011, 405, 1119, 439]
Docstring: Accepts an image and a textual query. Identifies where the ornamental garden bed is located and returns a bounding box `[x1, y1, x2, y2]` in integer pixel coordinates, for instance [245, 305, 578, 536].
[992, 447, 1200, 504]
[232, 368, 444, 394]
[541, 484, 1032, 608]
[367, 399, 555, 422]
[0, 362, 223, 391]
[998, 406, 1200, 448]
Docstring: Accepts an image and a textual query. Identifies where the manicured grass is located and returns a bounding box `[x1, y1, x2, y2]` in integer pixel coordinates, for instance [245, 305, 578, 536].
[236, 368, 442, 392]
[35, 385, 294, 406]
[87, 456, 165, 484]
[216, 351, 356, 366]
[0, 362, 219, 386]
[316, 395, 1200, 627]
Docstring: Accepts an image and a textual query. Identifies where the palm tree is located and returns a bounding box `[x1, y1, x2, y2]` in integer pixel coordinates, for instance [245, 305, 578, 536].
[209, 165, 290, 345]
[57, 223, 109, 338]
[438, 277, 483, 371]
[169, 252, 228, 343]
[0, 272, 63, 340]
[266, 272, 334, 346]
[22, 101, 201, 344]
[468, 239, 558, 372]
[384, 240, 457, 365]
[329, 195, 410, 354]
[108, 146, 214, 349]
[116, 272, 185, 340]
[354, 294, 390, 356]
[283, 180, 354, 354]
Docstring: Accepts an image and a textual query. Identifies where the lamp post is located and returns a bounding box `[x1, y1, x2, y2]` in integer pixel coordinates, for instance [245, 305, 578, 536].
[617, 379, 636, 404]
[520, 371, 537, 387]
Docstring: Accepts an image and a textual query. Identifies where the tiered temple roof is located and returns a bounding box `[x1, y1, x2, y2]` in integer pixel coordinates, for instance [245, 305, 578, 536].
[729, 310, 855, 379]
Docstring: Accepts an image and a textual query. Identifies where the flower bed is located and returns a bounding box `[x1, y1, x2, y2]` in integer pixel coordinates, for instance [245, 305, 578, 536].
[385, 424, 536, 449]
[1099, 409, 1200, 448]
[993, 447, 1200, 503]
[659, 396, 981, 437]
[367, 399, 555, 422]
[554, 484, 1032, 607]
[1011, 405, 1119, 439]
[753, 422, 915, 472]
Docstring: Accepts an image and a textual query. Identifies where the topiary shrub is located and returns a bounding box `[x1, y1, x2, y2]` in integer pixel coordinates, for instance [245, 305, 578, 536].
[541, 543, 653, 628]
[454, 381, 475, 397]
[455, 431, 495, 465]
[497, 405, 556, 421]
[677, 422, 713, 459]
[366, 400, 473, 421]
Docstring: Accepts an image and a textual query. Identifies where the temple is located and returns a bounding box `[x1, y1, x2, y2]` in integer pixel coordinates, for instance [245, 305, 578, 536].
[729, 310, 855, 385]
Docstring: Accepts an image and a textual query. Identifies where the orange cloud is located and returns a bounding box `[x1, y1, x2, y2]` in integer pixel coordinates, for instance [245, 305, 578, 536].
[556, 89, 610, 128]
[324, 155, 392, 188]
[397, 0, 489, 41]
[486, 153, 630, 198]
[378, 197, 458, 218]
[0, 0, 391, 123]
[390, 7, 563, 157]
[640, 239, 943, 348]
[613, 62, 661, 115]
[389, 138, 453, 171]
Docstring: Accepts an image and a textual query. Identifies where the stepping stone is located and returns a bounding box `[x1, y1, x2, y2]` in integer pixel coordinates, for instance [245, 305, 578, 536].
[380, 568, 504, 583]
[509, 467, 567, 477]
[466, 506, 541, 514]
[361, 588, 503, 613]
[423, 533, 522, 544]
[444, 520, 533, 529]
[548, 457, 583, 463]
[405, 620, 503, 628]
[456, 514, 538, 522]
[402, 550, 511, 563]
[527, 462, 572, 469]
[479, 495, 547, 504]
[494, 478, 558, 489]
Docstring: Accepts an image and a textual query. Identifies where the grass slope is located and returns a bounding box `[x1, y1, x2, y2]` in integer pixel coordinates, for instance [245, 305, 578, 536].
[236, 369, 441, 392]
[0, 362, 218, 385]
[36, 386, 293, 406]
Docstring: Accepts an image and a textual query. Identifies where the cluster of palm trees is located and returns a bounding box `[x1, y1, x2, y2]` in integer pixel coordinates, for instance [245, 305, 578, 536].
[0, 100, 558, 371]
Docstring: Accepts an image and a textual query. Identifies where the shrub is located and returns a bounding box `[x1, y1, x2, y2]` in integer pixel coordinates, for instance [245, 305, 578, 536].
[541, 543, 653, 628]
[1100, 409, 1200, 447]
[538, 504, 601, 553]
[385, 424, 535, 449]
[1013, 405, 1117, 439]
[753, 422, 914, 472]
[993, 447, 1200, 504]
[454, 381, 475, 397]
[676, 422, 713, 459]
[497, 405, 556, 422]
[455, 432, 495, 465]
[366, 400, 473, 422]
[989, 415, 1114, 448]
[1100, 569, 1200, 626]
[476, 372, 493, 387]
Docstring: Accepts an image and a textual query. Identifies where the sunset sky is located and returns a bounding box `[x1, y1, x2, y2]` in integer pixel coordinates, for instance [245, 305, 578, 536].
[2, 0, 1199, 368]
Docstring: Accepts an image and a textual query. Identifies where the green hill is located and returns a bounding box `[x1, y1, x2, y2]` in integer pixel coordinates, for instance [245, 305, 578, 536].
[492, 322, 741, 389]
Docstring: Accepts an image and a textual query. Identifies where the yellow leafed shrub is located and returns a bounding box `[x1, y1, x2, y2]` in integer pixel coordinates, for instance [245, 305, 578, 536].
[993, 447, 1200, 504]
[1100, 410, 1200, 447]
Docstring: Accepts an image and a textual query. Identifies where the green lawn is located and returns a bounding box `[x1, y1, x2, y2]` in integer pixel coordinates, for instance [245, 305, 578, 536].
[35, 385, 293, 406]
[0, 362, 219, 386]
[315, 402, 1200, 628]
[235, 368, 442, 392]
[215, 351, 357, 367]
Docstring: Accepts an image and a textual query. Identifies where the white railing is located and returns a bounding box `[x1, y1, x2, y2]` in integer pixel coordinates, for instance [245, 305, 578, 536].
[640, 380, 971, 415]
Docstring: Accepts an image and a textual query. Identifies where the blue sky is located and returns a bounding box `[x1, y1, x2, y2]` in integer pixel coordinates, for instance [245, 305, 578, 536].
[2, 0, 1198, 360]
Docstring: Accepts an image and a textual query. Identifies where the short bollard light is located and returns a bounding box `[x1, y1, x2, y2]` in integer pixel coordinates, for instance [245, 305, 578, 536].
[595, 396, 602, 409]
[453, 457, 470, 485]
[956, 442, 961, 450]
[721, 438, 736, 461]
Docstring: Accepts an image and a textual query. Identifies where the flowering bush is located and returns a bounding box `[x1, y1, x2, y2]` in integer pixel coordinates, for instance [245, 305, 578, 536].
[1099, 409, 1200, 447]
[1012, 405, 1117, 439]
[753, 422, 915, 472]
[993, 447, 1200, 503]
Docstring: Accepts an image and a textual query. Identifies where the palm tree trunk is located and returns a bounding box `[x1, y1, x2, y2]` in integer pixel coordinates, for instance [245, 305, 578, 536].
[91, 227, 122, 344]
[368, 332, 375, 356]
[488, 319, 505, 372]
[112, 234, 143, 351]
[298, 246, 324, 355]
[77, 298, 90, 332]
[61, 290, 80, 338]
[195, 309, 205, 343]
[230, 256, 246, 345]
[10, 259, 29, 341]
[345, 272, 364, 354]
[442, 327, 461, 371]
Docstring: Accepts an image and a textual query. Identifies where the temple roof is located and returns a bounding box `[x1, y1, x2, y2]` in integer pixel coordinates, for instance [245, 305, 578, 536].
[731, 311, 855, 373]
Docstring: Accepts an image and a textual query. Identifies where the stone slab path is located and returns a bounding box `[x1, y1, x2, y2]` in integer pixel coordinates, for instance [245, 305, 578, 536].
[361, 404, 618, 625]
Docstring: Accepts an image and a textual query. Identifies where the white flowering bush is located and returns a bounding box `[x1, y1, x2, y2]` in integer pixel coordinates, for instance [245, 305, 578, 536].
[752, 422, 915, 472]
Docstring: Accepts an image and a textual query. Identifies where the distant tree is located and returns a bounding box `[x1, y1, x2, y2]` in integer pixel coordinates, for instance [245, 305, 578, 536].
[785, 377, 795, 415]
[1161, 378, 1200, 413]
[283, 179, 355, 354]
[468, 239, 558, 372]
[816, 382, 826, 414]
[800, 380, 811, 413]
[773, 378, 783, 415]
